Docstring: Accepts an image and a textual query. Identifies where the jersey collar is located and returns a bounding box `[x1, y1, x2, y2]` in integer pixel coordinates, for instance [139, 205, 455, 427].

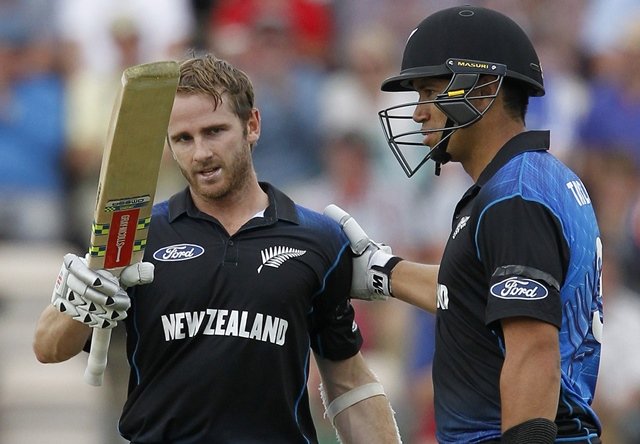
[476, 130, 550, 187]
[453, 130, 550, 216]
[167, 182, 299, 225]
[262, 182, 299, 224]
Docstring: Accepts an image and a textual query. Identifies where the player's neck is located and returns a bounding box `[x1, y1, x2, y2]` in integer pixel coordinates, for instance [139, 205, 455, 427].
[460, 115, 525, 182]
[192, 180, 269, 236]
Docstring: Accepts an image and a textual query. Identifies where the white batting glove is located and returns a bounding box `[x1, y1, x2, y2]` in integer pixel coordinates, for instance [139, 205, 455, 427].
[51, 253, 154, 329]
[324, 205, 403, 300]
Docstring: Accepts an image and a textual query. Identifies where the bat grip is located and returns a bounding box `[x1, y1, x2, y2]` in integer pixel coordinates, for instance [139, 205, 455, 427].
[84, 328, 112, 386]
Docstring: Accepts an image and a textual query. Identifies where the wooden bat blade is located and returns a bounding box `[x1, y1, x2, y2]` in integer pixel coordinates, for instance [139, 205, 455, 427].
[84, 61, 179, 386]
[88, 61, 180, 271]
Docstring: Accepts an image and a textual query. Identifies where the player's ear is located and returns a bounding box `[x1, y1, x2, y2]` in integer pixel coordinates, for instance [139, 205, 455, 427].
[246, 108, 260, 146]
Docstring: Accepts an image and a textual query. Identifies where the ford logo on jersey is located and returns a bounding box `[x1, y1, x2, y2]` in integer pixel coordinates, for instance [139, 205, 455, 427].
[490, 277, 548, 301]
[153, 244, 205, 262]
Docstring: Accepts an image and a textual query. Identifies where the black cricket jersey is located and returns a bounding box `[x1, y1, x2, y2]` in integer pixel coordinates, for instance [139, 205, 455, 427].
[118, 183, 362, 443]
[434, 131, 603, 443]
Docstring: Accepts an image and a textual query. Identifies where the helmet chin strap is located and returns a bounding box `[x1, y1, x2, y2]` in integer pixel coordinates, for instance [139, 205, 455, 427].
[430, 118, 454, 176]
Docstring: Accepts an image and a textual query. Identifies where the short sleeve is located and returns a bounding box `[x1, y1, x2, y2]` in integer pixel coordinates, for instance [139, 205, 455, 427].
[477, 197, 564, 328]
[309, 238, 363, 360]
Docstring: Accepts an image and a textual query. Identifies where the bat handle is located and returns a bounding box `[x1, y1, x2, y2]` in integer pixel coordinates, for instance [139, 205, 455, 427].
[84, 328, 112, 386]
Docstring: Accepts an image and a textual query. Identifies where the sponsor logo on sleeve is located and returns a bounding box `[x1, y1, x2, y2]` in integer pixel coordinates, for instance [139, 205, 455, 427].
[490, 277, 548, 301]
[153, 244, 205, 262]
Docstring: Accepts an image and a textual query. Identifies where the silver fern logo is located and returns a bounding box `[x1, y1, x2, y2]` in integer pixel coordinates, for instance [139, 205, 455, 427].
[452, 216, 470, 239]
[258, 246, 306, 273]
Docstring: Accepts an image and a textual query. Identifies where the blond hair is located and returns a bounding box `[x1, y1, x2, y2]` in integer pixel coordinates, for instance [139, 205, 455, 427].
[177, 54, 255, 125]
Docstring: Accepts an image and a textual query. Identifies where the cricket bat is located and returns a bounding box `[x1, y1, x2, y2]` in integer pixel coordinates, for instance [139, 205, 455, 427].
[84, 61, 179, 386]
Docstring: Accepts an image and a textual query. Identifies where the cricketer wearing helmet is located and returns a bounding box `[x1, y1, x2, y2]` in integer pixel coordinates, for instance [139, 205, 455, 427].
[378, 5, 544, 178]
[326, 6, 603, 444]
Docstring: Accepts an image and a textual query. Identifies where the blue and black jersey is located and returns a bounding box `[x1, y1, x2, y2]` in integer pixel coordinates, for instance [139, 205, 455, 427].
[119, 183, 361, 443]
[434, 131, 603, 443]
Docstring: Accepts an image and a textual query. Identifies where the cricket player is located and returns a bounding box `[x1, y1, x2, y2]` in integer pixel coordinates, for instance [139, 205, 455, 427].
[34, 54, 400, 443]
[327, 6, 603, 443]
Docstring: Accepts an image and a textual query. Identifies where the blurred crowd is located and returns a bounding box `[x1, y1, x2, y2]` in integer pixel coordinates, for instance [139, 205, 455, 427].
[2, 0, 640, 442]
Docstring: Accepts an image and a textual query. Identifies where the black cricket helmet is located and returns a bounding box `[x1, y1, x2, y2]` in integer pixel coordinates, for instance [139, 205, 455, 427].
[378, 5, 544, 177]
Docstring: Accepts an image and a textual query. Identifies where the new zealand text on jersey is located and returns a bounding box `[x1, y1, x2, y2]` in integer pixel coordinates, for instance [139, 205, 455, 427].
[161, 309, 289, 346]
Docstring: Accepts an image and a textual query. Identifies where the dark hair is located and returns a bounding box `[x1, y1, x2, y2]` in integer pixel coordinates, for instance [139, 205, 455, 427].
[500, 78, 529, 123]
[177, 54, 255, 125]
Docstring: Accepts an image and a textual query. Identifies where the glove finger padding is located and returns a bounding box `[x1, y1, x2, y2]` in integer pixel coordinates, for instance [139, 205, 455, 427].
[51, 291, 119, 329]
[52, 253, 131, 329]
[323, 204, 400, 301]
[120, 262, 154, 288]
[65, 254, 122, 298]
[71, 303, 119, 329]
[65, 268, 130, 313]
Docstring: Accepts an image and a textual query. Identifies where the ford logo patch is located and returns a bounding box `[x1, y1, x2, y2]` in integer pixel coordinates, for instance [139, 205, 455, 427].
[490, 277, 548, 301]
[153, 244, 205, 262]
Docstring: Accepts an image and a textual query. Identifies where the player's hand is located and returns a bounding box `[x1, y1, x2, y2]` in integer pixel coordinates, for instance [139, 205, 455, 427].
[51, 253, 154, 329]
[324, 204, 402, 300]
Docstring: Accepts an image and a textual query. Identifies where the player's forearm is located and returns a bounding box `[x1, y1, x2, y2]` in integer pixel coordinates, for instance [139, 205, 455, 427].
[391, 261, 439, 313]
[500, 358, 559, 431]
[33, 305, 91, 363]
[316, 352, 401, 442]
[333, 394, 401, 444]
[500, 328, 560, 430]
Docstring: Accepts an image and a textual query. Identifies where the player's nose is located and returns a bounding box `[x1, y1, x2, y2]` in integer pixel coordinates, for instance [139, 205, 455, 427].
[412, 101, 431, 124]
[192, 137, 214, 161]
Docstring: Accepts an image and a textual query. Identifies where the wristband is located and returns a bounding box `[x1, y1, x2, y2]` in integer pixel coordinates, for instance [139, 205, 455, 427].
[325, 382, 386, 426]
[501, 418, 557, 444]
[370, 256, 403, 297]
[385, 256, 403, 272]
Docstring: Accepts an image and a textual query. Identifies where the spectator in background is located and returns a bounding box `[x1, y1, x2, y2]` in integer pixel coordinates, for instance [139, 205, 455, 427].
[319, 24, 416, 184]
[63, 16, 187, 248]
[579, 0, 640, 81]
[55, 0, 194, 76]
[63, 17, 142, 247]
[573, 18, 640, 246]
[592, 248, 640, 444]
[619, 194, 640, 293]
[208, 0, 334, 67]
[289, 130, 416, 255]
[505, 0, 589, 160]
[209, 6, 328, 188]
[0, 10, 66, 242]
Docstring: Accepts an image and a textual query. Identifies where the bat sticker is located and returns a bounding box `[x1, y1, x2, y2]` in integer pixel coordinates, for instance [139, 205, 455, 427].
[105, 208, 140, 268]
[104, 195, 152, 212]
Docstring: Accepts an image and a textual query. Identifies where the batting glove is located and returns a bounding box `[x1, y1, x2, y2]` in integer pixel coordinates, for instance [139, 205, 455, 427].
[324, 205, 403, 300]
[51, 253, 154, 329]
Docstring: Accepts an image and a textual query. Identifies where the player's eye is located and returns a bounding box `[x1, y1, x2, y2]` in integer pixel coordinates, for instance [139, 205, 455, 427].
[420, 89, 437, 100]
[206, 126, 224, 135]
[171, 133, 192, 144]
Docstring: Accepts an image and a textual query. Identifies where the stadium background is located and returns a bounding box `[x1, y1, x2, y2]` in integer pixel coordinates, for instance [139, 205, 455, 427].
[2, 0, 640, 442]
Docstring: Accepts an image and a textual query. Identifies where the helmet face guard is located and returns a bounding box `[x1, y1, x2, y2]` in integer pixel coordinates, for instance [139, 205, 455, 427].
[378, 6, 544, 178]
[378, 59, 507, 177]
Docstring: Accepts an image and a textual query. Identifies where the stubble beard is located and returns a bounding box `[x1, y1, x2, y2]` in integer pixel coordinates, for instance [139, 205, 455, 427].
[183, 142, 254, 203]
